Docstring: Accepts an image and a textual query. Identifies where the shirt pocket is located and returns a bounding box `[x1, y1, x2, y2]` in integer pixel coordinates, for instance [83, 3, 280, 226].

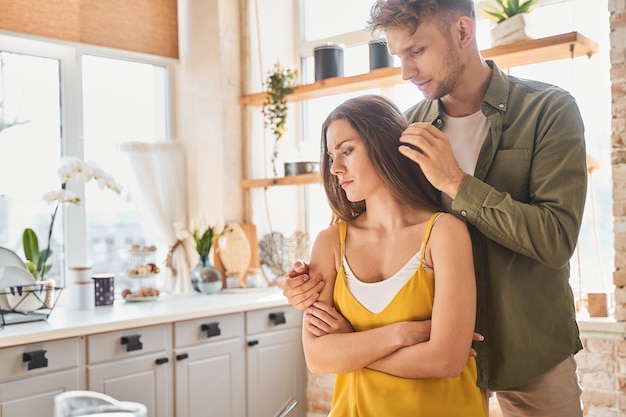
[486, 148, 531, 201]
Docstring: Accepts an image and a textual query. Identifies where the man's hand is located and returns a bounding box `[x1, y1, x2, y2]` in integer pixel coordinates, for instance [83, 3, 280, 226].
[304, 301, 353, 336]
[399, 122, 465, 197]
[278, 261, 325, 311]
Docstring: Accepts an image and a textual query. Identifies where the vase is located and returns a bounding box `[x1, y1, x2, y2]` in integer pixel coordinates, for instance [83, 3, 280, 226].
[190, 256, 223, 295]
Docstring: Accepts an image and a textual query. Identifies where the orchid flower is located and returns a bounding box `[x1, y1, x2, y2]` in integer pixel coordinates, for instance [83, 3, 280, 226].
[23, 157, 121, 280]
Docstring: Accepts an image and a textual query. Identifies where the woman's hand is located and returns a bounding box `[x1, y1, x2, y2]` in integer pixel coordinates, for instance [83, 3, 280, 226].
[304, 301, 354, 336]
[279, 261, 325, 311]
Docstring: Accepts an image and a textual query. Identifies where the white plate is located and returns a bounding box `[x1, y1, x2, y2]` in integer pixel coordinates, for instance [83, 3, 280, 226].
[221, 287, 269, 294]
[0, 265, 36, 287]
[119, 272, 159, 279]
[0, 247, 26, 269]
[0, 266, 44, 312]
[122, 295, 163, 302]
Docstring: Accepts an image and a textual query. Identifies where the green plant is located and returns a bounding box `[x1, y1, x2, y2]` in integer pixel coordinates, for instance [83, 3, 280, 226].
[483, 0, 539, 23]
[174, 221, 222, 259]
[262, 62, 298, 176]
[22, 228, 52, 280]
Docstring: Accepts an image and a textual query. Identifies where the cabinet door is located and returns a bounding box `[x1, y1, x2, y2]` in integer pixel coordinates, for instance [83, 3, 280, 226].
[0, 369, 80, 417]
[246, 327, 306, 417]
[87, 351, 173, 417]
[174, 337, 246, 417]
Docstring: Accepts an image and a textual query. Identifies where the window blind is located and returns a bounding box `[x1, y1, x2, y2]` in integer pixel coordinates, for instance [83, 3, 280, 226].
[0, 0, 178, 58]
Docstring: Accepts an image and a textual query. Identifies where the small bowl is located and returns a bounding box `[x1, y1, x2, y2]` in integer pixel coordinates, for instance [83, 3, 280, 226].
[284, 161, 319, 176]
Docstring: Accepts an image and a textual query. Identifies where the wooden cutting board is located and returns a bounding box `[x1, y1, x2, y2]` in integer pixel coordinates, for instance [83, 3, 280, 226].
[214, 223, 260, 285]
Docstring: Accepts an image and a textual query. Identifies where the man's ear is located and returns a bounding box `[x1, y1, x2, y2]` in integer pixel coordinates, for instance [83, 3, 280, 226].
[456, 16, 475, 48]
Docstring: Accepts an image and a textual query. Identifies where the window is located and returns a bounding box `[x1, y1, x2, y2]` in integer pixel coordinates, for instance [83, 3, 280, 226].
[82, 55, 170, 280]
[0, 38, 70, 285]
[0, 33, 172, 291]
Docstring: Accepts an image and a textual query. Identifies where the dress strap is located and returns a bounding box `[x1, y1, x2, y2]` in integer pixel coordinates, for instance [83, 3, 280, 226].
[338, 221, 347, 260]
[419, 212, 445, 268]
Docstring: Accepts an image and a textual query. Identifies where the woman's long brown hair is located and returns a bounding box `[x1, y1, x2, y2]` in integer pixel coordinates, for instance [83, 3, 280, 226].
[320, 95, 441, 222]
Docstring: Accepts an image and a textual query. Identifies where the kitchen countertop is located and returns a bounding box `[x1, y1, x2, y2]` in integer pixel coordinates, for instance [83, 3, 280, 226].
[0, 287, 289, 348]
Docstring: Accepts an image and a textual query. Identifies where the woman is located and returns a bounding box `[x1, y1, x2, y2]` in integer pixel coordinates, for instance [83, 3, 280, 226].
[303, 95, 486, 416]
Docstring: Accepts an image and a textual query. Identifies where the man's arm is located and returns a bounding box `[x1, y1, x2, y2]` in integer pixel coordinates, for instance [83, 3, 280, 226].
[400, 92, 586, 268]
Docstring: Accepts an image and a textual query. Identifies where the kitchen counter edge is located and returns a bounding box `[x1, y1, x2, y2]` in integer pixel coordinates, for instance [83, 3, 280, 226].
[0, 287, 291, 347]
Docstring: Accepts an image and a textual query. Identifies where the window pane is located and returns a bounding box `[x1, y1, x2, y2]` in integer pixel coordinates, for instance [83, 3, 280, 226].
[0, 51, 64, 282]
[302, 0, 373, 41]
[82, 55, 169, 287]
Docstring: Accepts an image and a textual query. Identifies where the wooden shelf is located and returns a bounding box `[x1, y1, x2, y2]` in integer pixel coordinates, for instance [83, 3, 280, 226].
[481, 31, 598, 69]
[238, 32, 598, 106]
[240, 32, 598, 189]
[240, 172, 320, 189]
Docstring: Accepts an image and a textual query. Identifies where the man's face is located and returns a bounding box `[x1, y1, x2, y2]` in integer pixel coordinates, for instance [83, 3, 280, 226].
[386, 20, 464, 101]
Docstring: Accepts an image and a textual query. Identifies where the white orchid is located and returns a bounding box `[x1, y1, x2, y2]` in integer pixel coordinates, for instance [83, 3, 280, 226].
[23, 157, 121, 280]
[55, 157, 122, 193]
[42, 189, 80, 205]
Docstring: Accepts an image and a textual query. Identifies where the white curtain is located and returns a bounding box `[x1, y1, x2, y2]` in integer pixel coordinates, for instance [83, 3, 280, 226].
[118, 142, 194, 293]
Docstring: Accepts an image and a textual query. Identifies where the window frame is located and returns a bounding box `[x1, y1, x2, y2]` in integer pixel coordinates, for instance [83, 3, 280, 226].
[0, 30, 176, 281]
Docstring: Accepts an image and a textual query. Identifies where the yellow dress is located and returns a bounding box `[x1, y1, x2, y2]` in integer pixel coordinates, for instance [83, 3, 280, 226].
[329, 213, 487, 417]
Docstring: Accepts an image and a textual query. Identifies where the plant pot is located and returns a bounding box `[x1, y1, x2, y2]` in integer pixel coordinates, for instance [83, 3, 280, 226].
[369, 39, 394, 71]
[491, 13, 534, 47]
[586, 292, 609, 317]
[314, 43, 344, 81]
[4, 280, 55, 313]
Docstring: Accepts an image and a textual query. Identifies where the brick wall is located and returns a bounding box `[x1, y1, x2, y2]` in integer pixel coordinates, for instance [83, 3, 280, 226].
[613, 0, 626, 322]
[305, 2, 626, 416]
[577, 334, 626, 416]
[575, 1, 626, 417]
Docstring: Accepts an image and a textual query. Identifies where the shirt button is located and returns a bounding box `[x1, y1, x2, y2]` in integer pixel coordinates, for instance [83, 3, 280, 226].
[498, 103, 504, 108]
[461, 210, 467, 217]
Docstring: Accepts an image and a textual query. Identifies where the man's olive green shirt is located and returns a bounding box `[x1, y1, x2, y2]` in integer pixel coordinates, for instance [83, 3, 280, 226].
[405, 61, 586, 390]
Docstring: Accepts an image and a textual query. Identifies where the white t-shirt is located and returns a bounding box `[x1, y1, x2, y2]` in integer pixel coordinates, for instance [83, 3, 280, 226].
[441, 110, 490, 211]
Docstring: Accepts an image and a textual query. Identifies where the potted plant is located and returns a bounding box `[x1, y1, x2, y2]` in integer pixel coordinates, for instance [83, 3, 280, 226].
[174, 220, 223, 294]
[262, 62, 298, 177]
[483, 0, 540, 47]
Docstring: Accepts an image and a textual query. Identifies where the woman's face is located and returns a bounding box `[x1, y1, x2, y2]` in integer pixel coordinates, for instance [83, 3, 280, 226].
[326, 119, 381, 202]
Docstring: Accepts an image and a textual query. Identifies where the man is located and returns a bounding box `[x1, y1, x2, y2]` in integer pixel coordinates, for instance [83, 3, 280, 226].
[280, 1, 587, 416]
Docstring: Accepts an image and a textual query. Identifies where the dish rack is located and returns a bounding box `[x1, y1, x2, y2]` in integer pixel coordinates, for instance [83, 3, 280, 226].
[0, 282, 63, 326]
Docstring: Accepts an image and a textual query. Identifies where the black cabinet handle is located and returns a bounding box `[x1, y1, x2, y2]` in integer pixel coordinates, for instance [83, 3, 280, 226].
[23, 350, 48, 370]
[155, 357, 169, 365]
[176, 353, 189, 361]
[248, 340, 259, 347]
[269, 312, 286, 325]
[201, 322, 221, 338]
[120, 334, 143, 352]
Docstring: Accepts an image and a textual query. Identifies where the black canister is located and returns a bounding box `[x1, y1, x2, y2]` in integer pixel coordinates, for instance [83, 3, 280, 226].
[314, 43, 344, 81]
[369, 39, 394, 71]
[93, 273, 115, 306]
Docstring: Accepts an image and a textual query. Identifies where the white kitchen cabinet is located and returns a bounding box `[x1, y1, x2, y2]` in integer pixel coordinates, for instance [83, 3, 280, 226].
[0, 290, 305, 417]
[0, 337, 84, 417]
[246, 306, 306, 417]
[173, 312, 246, 417]
[86, 323, 173, 417]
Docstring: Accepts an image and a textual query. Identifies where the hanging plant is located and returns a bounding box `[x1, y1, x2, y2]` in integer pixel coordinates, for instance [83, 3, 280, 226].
[262, 62, 298, 177]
